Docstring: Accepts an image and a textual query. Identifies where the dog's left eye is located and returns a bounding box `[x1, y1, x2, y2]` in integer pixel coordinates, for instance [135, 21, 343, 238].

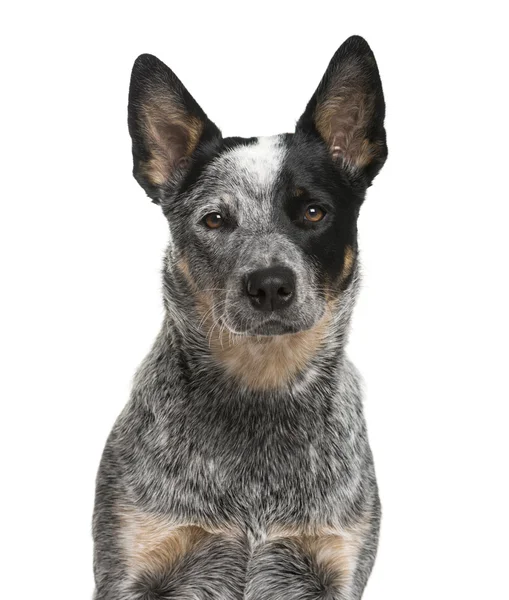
[304, 206, 326, 223]
[203, 212, 223, 229]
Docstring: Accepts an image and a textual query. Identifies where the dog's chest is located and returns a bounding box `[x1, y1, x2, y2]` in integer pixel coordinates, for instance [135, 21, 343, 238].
[120, 388, 364, 530]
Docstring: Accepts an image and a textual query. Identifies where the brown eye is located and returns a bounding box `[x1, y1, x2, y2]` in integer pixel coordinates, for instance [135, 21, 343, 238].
[204, 212, 223, 229]
[304, 206, 326, 223]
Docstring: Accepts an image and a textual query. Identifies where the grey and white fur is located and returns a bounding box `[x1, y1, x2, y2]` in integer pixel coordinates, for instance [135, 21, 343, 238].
[93, 35, 388, 600]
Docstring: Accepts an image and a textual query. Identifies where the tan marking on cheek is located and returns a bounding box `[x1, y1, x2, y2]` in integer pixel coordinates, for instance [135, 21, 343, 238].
[210, 307, 332, 391]
[340, 245, 356, 283]
[177, 258, 194, 286]
[319, 247, 355, 302]
[176, 257, 216, 322]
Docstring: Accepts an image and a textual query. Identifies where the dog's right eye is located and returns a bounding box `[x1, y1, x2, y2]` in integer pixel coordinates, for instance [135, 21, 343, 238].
[203, 213, 223, 229]
[304, 205, 326, 223]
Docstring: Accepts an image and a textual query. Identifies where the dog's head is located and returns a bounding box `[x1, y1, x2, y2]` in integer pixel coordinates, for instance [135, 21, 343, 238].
[128, 36, 387, 338]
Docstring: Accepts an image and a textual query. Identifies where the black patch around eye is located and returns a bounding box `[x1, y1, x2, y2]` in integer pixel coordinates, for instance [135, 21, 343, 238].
[274, 134, 363, 283]
[304, 206, 326, 222]
[284, 191, 334, 228]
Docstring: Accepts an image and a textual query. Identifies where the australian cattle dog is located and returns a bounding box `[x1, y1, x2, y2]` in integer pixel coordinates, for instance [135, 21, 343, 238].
[93, 35, 388, 600]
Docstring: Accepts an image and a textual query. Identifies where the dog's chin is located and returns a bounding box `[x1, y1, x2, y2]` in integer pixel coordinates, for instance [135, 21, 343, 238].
[222, 315, 317, 338]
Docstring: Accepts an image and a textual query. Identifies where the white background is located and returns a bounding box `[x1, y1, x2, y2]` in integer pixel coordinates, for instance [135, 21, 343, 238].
[1, 1, 508, 598]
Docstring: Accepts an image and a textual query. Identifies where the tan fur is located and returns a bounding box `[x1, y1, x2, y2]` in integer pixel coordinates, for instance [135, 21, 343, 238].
[117, 505, 206, 576]
[316, 95, 375, 170]
[141, 156, 169, 186]
[267, 515, 371, 589]
[303, 532, 363, 588]
[117, 500, 370, 584]
[141, 97, 204, 186]
[341, 245, 356, 283]
[315, 60, 380, 170]
[117, 504, 241, 577]
[177, 257, 196, 288]
[177, 257, 218, 329]
[210, 308, 332, 390]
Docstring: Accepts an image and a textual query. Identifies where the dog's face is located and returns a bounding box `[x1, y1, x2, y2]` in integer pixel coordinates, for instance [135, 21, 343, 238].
[128, 37, 387, 337]
[161, 134, 362, 336]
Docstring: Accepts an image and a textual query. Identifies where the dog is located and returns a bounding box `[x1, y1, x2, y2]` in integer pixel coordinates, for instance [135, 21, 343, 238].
[93, 35, 387, 600]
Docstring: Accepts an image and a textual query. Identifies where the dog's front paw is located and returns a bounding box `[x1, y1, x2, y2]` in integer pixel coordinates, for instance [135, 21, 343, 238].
[245, 537, 348, 600]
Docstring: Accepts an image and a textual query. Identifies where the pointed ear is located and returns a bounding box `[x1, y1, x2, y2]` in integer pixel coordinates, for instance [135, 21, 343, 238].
[128, 54, 221, 202]
[297, 36, 387, 184]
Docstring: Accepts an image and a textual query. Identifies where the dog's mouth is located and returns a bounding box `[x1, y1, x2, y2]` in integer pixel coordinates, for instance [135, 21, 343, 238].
[245, 319, 304, 337]
[219, 313, 319, 338]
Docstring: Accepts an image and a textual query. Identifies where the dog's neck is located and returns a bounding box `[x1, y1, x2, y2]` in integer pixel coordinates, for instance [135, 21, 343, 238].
[158, 251, 360, 394]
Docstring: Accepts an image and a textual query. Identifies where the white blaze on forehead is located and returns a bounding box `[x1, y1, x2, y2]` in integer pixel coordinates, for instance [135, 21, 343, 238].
[228, 135, 286, 187]
[212, 135, 286, 200]
[196, 135, 288, 227]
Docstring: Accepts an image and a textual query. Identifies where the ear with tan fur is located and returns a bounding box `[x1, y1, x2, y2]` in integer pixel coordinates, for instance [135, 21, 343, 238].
[128, 54, 221, 203]
[297, 36, 387, 184]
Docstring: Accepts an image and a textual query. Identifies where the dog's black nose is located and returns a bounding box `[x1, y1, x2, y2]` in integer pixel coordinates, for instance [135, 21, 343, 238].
[245, 266, 295, 311]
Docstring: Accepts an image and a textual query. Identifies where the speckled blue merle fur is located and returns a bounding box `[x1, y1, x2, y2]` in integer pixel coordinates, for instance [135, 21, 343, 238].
[93, 35, 388, 600]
